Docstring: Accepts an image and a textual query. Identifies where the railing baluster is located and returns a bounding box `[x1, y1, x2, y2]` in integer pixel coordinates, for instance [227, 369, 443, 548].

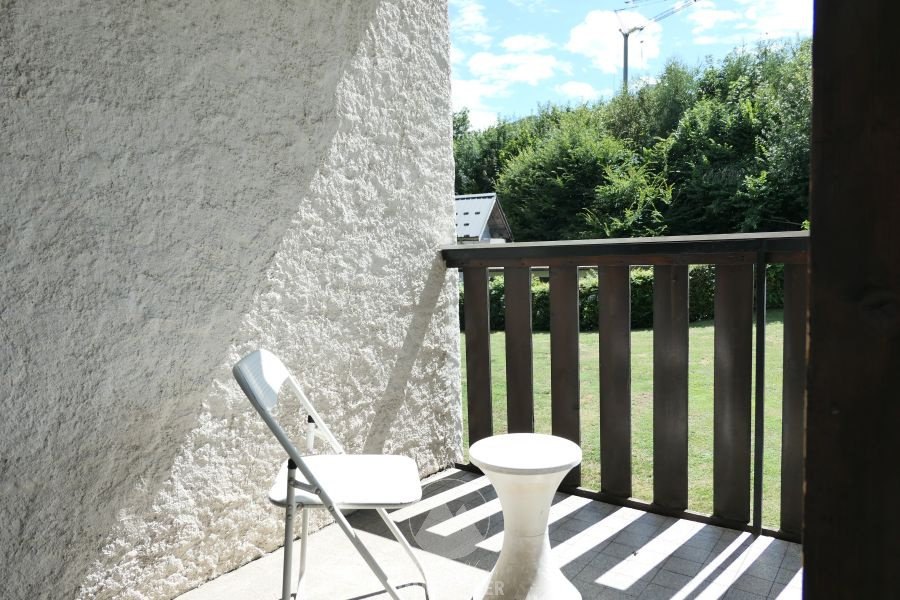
[713, 264, 754, 524]
[653, 265, 689, 510]
[753, 254, 767, 532]
[463, 267, 492, 445]
[505, 267, 534, 433]
[780, 262, 807, 535]
[599, 266, 632, 499]
[550, 265, 581, 486]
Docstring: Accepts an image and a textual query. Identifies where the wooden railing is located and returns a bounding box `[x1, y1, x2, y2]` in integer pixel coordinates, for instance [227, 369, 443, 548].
[441, 231, 808, 541]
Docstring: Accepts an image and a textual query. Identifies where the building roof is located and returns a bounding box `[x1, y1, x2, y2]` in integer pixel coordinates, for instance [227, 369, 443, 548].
[454, 193, 513, 242]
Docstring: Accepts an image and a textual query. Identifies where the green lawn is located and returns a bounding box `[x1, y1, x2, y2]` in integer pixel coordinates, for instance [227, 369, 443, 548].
[461, 310, 786, 529]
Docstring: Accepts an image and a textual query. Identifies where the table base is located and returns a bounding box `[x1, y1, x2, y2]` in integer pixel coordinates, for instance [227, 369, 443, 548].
[472, 532, 581, 600]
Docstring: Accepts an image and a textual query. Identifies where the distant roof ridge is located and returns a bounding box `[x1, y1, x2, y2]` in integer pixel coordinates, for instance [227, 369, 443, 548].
[454, 192, 496, 199]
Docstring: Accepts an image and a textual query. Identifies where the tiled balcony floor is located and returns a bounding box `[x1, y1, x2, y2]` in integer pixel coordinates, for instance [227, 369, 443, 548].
[180, 468, 803, 600]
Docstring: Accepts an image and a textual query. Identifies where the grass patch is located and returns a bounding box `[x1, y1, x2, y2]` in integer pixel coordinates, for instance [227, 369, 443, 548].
[460, 310, 786, 529]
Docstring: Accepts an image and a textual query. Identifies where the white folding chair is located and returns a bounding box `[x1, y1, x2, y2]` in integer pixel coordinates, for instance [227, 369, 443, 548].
[233, 349, 430, 600]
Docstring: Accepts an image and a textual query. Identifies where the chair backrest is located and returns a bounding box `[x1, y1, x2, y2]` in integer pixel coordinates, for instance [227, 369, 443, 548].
[233, 348, 291, 413]
[233, 349, 344, 456]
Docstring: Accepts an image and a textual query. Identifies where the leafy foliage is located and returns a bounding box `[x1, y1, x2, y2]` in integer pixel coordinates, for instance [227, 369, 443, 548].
[452, 40, 812, 241]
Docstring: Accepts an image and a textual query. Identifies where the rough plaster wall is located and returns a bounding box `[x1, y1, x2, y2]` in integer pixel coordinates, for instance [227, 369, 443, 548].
[0, 1, 459, 598]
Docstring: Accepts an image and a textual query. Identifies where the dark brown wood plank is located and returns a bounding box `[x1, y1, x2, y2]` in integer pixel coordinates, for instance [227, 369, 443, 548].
[653, 265, 689, 510]
[713, 264, 753, 524]
[550, 265, 581, 486]
[463, 267, 492, 445]
[445, 251, 806, 270]
[504, 267, 534, 433]
[444, 252, 759, 270]
[599, 266, 631, 498]
[780, 262, 806, 536]
[805, 3, 900, 594]
[441, 231, 809, 268]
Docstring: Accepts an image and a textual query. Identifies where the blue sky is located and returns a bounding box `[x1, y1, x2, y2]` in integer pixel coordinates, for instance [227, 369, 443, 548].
[450, 0, 814, 130]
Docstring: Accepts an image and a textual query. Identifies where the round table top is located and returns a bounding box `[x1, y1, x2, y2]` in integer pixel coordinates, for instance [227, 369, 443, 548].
[469, 433, 582, 475]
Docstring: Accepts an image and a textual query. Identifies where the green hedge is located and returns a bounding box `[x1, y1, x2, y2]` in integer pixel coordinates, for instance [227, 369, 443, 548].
[459, 264, 785, 331]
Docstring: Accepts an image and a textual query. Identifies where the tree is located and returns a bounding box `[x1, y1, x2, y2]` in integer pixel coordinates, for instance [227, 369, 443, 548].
[496, 109, 629, 241]
[582, 163, 671, 239]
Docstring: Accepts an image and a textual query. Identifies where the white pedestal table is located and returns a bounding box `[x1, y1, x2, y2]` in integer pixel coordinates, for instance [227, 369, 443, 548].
[469, 433, 582, 600]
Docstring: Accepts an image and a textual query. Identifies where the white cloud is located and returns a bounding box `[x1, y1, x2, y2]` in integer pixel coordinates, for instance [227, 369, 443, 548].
[687, 1, 741, 35]
[748, 0, 813, 39]
[451, 78, 509, 130]
[450, 0, 493, 48]
[450, 45, 465, 65]
[501, 34, 555, 53]
[466, 110, 501, 130]
[450, 0, 488, 32]
[468, 33, 494, 48]
[468, 51, 571, 86]
[565, 10, 662, 75]
[508, 0, 546, 11]
[555, 81, 608, 102]
[453, 49, 569, 130]
[694, 35, 721, 45]
[690, 0, 812, 45]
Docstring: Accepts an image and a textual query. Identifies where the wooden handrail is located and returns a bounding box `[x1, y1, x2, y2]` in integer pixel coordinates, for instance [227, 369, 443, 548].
[441, 231, 808, 267]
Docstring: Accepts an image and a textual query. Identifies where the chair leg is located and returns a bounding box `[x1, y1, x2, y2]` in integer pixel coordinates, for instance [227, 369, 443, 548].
[327, 505, 404, 600]
[283, 461, 297, 600]
[377, 508, 430, 600]
[294, 507, 309, 595]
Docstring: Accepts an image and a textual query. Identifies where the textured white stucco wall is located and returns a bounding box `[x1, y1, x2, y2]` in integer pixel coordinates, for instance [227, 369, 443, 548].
[0, 1, 460, 598]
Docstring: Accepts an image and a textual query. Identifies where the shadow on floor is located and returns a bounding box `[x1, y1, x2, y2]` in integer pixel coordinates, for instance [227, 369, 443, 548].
[348, 469, 803, 600]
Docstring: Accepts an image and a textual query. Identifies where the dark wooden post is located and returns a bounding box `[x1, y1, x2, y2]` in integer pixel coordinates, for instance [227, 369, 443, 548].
[780, 262, 806, 536]
[463, 267, 492, 445]
[713, 264, 754, 524]
[504, 267, 534, 433]
[599, 266, 631, 499]
[550, 266, 581, 486]
[805, 1, 900, 596]
[652, 265, 689, 510]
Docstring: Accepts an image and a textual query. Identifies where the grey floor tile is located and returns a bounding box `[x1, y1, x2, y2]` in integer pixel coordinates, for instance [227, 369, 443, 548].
[604, 541, 642, 560]
[780, 554, 802, 570]
[685, 530, 724, 551]
[718, 528, 743, 542]
[774, 566, 800, 585]
[652, 568, 692, 590]
[563, 560, 590, 580]
[614, 530, 654, 548]
[711, 536, 752, 556]
[594, 587, 633, 600]
[662, 555, 705, 577]
[639, 582, 676, 599]
[577, 556, 620, 582]
[744, 560, 780, 581]
[732, 573, 774, 596]
[627, 520, 665, 538]
[723, 588, 767, 600]
[672, 543, 712, 563]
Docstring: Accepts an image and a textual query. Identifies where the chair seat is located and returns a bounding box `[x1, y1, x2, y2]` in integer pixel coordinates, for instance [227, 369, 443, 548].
[267, 454, 422, 509]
